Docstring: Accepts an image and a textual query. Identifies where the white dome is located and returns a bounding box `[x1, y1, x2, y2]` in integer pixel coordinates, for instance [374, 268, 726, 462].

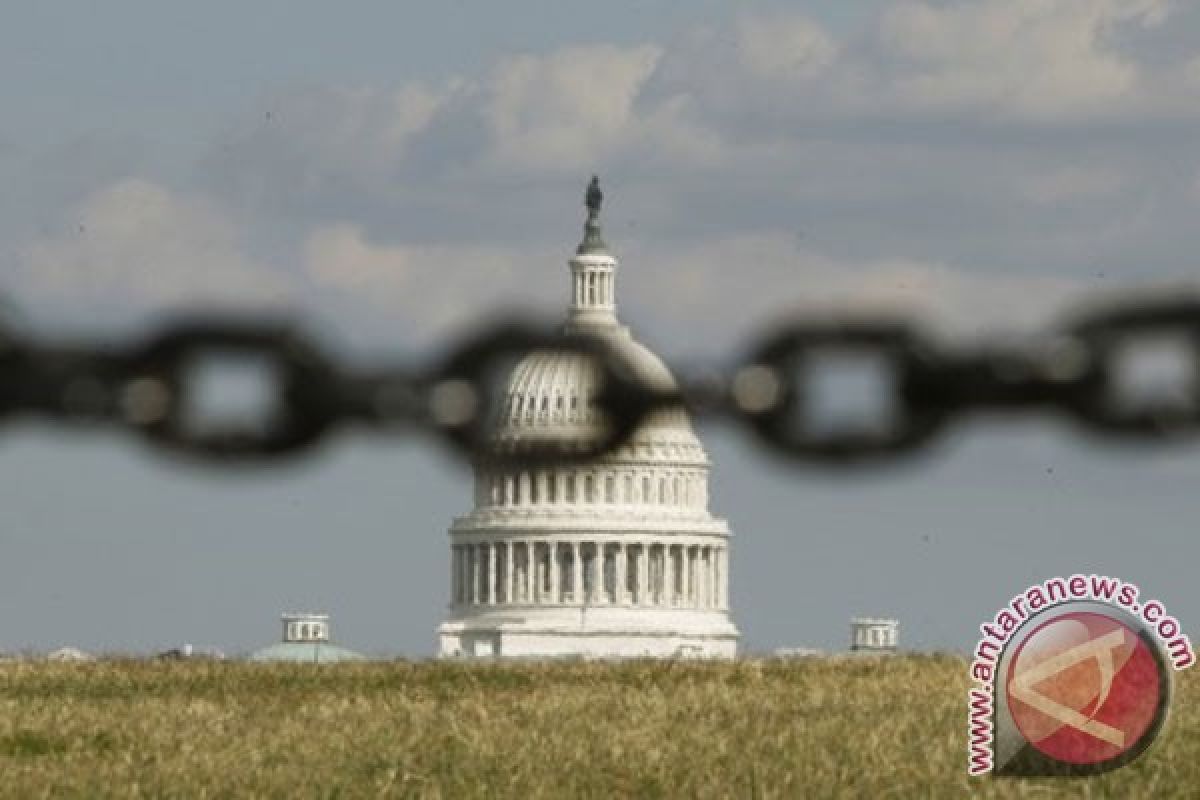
[495, 327, 697, 450]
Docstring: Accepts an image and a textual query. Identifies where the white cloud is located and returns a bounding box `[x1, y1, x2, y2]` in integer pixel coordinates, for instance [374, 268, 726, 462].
[485, 44, 659, 166]
[18, 179, 290, 317]
[623, 233, 1088, 344]
[874, 0, 1169, 119]
[202, 1, 1200, 227]
[482, 43, 719, 171]
[735, 12, 838, 81]
[17, 3, 1200, 343]
[302, 223, 563, 342]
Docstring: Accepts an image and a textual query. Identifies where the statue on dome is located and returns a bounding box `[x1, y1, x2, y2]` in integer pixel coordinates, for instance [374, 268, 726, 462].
[586, 175, 603, 216]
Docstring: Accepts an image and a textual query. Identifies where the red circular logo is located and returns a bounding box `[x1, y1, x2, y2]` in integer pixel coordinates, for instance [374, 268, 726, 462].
[1005, 611, 1165, 766]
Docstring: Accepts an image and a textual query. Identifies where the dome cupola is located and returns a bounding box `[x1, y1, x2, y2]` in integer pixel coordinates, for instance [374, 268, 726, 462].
[567, 176, 619, 331]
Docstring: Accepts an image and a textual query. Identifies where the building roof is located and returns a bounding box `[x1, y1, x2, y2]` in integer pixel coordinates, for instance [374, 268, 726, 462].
[247, 641, 364, 664]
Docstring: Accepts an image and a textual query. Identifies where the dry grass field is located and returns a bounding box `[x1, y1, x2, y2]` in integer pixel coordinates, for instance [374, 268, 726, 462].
[0, 653, 1195, 798]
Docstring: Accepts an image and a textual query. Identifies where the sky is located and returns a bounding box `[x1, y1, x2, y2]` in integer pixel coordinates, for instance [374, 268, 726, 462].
[1, 0, 1199, 657]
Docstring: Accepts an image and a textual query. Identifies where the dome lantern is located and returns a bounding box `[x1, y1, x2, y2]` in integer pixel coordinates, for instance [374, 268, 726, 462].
[567, 175, 619, 331]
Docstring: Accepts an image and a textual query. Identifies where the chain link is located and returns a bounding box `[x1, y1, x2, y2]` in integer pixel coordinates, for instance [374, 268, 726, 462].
[0, 293, 1196, 467]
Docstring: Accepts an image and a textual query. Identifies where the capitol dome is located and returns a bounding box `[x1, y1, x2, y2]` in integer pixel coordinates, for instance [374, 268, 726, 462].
[437, 178, 739, 659]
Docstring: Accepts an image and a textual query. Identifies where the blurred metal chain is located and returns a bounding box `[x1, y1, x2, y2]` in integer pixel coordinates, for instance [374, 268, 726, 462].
[0, 293, 1196, 467]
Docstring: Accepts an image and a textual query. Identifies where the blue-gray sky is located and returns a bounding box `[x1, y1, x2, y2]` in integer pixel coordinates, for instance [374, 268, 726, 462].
[1, 0, 1198, 656]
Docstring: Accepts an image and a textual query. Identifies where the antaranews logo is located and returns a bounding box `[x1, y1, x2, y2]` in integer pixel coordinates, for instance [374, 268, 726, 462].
[966, 575, 1194, 777]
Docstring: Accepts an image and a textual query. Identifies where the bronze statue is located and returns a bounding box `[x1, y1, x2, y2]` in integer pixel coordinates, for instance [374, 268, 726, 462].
[586, 175, 602, 215]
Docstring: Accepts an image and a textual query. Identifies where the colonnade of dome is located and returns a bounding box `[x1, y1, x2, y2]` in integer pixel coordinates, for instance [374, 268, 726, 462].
[451, 539, 728, 610]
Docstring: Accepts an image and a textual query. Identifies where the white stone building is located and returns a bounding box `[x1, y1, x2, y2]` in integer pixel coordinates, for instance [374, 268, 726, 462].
[438, 178, 739, 659]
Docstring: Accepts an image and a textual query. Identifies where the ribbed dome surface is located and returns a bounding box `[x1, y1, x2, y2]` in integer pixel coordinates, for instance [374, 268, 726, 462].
[498, 328, 693, 441]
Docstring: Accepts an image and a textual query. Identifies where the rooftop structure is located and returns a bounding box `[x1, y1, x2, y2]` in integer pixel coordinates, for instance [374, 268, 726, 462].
[46, 646, 93, 662]
[850, 617, 899, 652]
[249, 613, 364, 664]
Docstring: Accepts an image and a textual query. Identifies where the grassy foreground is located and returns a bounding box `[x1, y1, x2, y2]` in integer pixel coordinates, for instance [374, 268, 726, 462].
[0, 654, 1195, 798]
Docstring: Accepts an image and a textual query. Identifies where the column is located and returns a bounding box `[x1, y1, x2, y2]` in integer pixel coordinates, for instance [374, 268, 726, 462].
[460, 545, 469, 604]
[703, 547, 713, 609]
[664, 545, 675, 606]
[681, 546, 691, 607]
[486, 542, 496, 605]
[450, 545, 459, 604]
[470, 545, 480, 605]
[512, 541, 521, 603]
[637, 543, 649, 605]
[504, 541, 514, 605]
[531, 541, 540, 603]
[615, 542, 627, 604]
[710, 548, 717, 608]
[711, 548, 718, 608]
[693, 546, 701, 607]
[549, 541, 560, 604]
[517, 541, 527, 603]
[461, 546, 468, 604]
[717, 548, 728, 610]
[572, 542, 583, 603]
[463, 546, 471, 604]
[531, 542, 540, 604]
[590, 542, 603, 604]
